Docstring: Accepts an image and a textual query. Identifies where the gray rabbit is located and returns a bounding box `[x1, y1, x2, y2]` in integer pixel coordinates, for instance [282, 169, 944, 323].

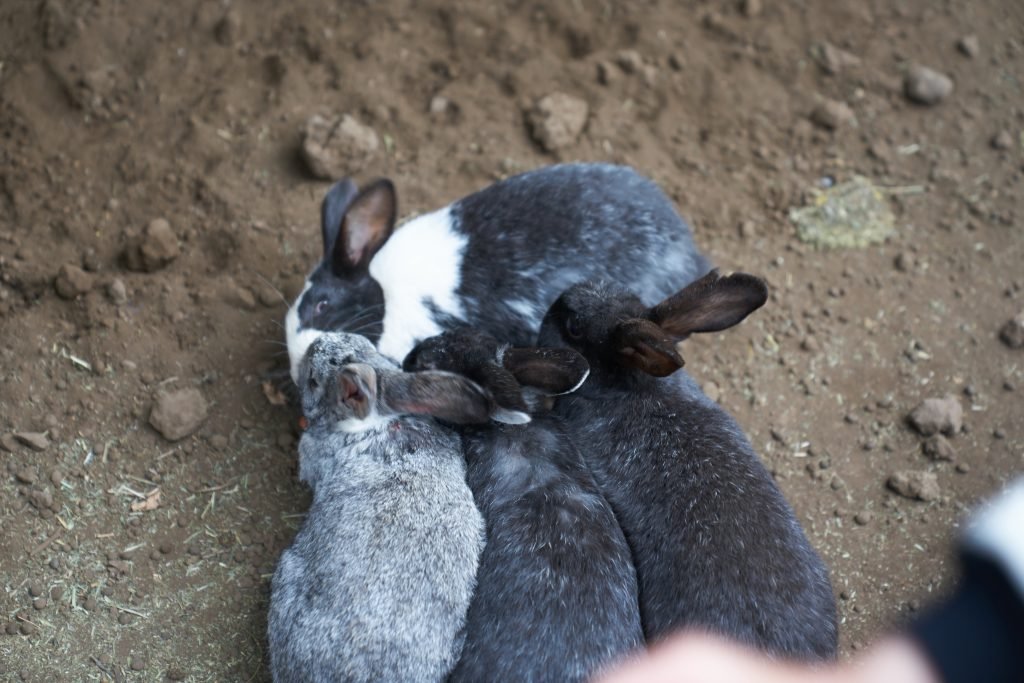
[268, 332, 489, 683]
[538, 270, 838, 660]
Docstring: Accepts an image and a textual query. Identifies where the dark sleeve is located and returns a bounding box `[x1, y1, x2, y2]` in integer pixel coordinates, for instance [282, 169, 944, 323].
[909, 480, 1024, 683]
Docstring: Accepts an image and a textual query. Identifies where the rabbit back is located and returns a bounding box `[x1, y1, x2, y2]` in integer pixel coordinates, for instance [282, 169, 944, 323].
[269, 423, 485, 683]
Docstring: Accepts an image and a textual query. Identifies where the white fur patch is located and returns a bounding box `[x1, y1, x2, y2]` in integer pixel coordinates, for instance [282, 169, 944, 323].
[370, 206, 467, 361]
[286, 282, 322, 384]
[335, 413, 392, 434]
[506, 298, 540, 325]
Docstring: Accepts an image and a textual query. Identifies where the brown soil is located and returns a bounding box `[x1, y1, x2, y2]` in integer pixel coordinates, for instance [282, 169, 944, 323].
[1, 0, 1022, 680]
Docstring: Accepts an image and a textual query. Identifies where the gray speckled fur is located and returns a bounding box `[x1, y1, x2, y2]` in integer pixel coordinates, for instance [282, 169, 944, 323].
[268, 333, 485, 683]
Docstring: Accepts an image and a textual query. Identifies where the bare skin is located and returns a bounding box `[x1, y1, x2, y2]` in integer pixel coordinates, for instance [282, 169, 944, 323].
[595, 633, 939, 683]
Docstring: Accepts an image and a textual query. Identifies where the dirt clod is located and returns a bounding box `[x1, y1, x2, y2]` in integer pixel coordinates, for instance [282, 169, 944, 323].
[28, 580, 44, 598]
[991, 131, 1014, 151]
[811, 42, 861, 75]
[14, 432, 49, 451]
[907, 396, 963, 436]
[527, 93, 589, 152]
[887, 470, 941, 502]
[921, 435, 955, 461]
[126, 218, 180, 272]
[999, 312, 1024, 348]
[107, 278, 128, 305]
[149, 388, 209, 441]
[54, 264, 95, 299]
[810, 99, 856, 130]
[301, 114, 380, 180]
[957, 35, 980, 58]
[904, 65, 953, 105]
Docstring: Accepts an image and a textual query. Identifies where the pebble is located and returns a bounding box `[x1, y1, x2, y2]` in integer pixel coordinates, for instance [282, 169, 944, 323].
[107, 278, 128, 305]
[596, 61, 617, 85]
[740, 0, 762, 18]
[159, 541, 175, 555]
[149, 388, 209, 441]
[615, 49, 644, 74]
[907, 395, 963, 436]
[301, 114, 379, 180]
[800, 336, 819, 352]
[14, 432, 49, 451]
[33, 597, 47, 610]
[811, 42, 861, 75]
[894, 251, 915, 272]
[956, 462, 971, 474]
[118, 611, 133, 625]
[999, 311, 1024, 348]
[957, 35, 980, 58]
[28, 580, 44, 597]
[19, 621, 37, 635]
[810, 99, 856, 130]
[527, 93, 589, 152]
[738, 220, 757, 239]
[54, 263, 95, 299]
[83, 596, 97, 611]
[209, 434, 229, 450]
[993, 427, 1006, 440]
[888, 470, 941, 502]
[921, 434, 955, 461]
[126, 218, 180, 272]
[854, 511, 873, 526]
[904, 65, 954, 105]
[991, 130, 1014, 151]
[15, 468, 37, 485]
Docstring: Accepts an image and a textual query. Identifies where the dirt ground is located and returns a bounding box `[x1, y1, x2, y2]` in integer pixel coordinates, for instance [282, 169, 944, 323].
[1, 0, 1022, 680]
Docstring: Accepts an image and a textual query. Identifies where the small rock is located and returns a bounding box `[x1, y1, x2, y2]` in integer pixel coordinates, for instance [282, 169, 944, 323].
[15, 468, 37, 485]
[224, 280, 257, 310]
[19, 621, 37, 636]
[130, 655, 146, 671]
[32, 598, 47, 610]
[596, 61, 617, 85]
[527, 93, 589, 152]
[991, 130, 1014, 151]
[800, 337, 819, 352]
[993, 427, 1006, 440]
[908, 396, 963, 436]
[740, 0, 762, 17]
[126, 218, 180, 272]
[107, 278, 128, 305]
[811, 42, 861, 75]
[54, 264, 94, 299]
[14, 432, 49, 451]
[888, 470, 941, 502]
[301, 114, 380, 180]
[209, 434, 229, 451]
[28, 580, 44, 598]
[149, 388, 209, 441]
[904, 65, 954, 105]
[615, 49, 644, 74]
[1000, 312, 1024, 348]
[0, 433, 19, 452]
[214, 10, 241, 46]
[921, 434, 955, 461]
[894, 251, 915, 272]
[738, 220, 757, 239]
[853, 511, 873, 526]
[956, 462, 971, 474]
[159, 541, 175, 555]
[810, 99, 856, 130]
[957, 35, 980, 58]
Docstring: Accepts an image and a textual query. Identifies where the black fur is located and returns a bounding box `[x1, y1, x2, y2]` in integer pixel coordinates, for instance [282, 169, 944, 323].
[405, 331, 644, 682]
[538, 281, 838, 661]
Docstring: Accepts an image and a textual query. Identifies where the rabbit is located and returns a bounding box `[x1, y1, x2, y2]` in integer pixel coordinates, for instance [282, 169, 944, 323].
[268, 331, 490, 683]
[285, 163, 711, 383]
[536, 270, 839, 661]
[402, 328, 644, 682]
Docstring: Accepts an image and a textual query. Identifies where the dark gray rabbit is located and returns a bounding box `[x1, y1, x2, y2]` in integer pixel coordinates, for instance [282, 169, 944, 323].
[537, 270, 838, 661]
[403, 329, 644, 682]
[286, 163, 710, 381]
[268, 332, 489, 683]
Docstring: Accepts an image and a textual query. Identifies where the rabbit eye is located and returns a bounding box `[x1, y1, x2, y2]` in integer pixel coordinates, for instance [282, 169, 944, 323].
[314, 299, 329, 315]
[565, 315, 583, 340]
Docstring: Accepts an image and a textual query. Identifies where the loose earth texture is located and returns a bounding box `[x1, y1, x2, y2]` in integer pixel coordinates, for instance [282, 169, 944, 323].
[1, 1, 1023, 681]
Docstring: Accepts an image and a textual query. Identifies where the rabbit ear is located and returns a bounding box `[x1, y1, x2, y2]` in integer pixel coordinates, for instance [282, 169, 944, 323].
[379, 371, 493, 425]
[611, 319, 685, 377]
[331, 179, 397, 276]
[320, 178, 360, 256]
[338, 364, 377, 419]
[647, 269, 768, 339]
[502, 348, 590, 395]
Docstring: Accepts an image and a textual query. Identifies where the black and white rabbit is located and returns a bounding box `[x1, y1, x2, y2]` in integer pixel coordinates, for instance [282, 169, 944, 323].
[285, 163, 710, 382]
[403, 329, 644, 682]
[537, 270, 838, 661]
[268, 332, 490, 683]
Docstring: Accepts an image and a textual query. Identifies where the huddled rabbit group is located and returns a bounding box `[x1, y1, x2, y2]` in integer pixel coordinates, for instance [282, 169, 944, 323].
[270, 164, 837, 683]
